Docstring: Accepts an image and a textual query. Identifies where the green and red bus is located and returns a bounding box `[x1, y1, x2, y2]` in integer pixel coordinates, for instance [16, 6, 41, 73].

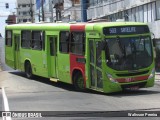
[5, 22, 155, 93]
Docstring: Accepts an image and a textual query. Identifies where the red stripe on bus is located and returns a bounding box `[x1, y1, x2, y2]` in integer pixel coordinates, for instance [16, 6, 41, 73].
[70, 24, 85, 31]
[116, 75, 149, 83]
[70, 54, 86, 87]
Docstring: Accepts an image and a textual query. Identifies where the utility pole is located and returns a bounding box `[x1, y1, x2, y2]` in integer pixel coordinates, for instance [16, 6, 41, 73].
[81, 0, 87, 22]
[49, 0, 54, 22]
[41, 0, 45, 21]
[38, 9, 41, 22]
[30, 0, 33, 22]
[55, 1, 62, 21]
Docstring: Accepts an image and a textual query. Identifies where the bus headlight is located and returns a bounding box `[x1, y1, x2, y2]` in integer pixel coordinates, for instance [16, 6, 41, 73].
[148, 68, 155, 79]
[107, 73, 118, 83]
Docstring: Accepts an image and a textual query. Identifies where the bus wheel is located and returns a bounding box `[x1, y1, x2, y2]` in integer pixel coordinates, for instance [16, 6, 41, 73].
[74, 73, 85, 91]
[25, 62, 33, 79]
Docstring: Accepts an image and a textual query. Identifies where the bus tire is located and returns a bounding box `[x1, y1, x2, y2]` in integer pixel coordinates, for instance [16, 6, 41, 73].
[25, 62, 33, 79]
[73, 72, 85, 91]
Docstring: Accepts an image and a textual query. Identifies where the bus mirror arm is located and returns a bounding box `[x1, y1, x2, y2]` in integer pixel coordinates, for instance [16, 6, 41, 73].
[151, 32, 156, 47]
[101, 41, 107, 51]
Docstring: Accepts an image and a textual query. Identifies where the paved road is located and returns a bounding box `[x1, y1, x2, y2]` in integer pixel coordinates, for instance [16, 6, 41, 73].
[0, 71, 160, 120]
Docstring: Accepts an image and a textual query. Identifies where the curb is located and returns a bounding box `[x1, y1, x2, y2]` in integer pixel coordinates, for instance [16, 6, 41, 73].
[0, 63, 2, 72]
[0, 62, 2, 72]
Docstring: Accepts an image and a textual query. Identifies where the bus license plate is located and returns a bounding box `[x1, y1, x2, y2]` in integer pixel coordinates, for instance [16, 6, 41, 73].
[129, 86, 139, 90]
[125, 86, 139, 90]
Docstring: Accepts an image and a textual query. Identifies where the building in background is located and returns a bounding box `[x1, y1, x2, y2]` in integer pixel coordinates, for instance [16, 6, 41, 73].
[6, 14, 16, 25]
[35, 0, 63, 22]
[87, 0, 160, 70]
[62, 0, 81, 22]
[16, 0, 35, 23]
[35, 0, 81, 22]
[87, 0, 160, 38]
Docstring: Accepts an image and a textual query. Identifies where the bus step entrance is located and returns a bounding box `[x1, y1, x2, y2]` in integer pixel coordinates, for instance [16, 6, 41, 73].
[50, 78, 59, 82]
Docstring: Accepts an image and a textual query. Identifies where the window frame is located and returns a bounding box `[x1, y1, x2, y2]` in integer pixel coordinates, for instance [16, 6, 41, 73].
[21, 30, 32, 49]
[5, 30, 12, 47]
[32, 30, 43, 50]
[42, 31, 45, 51]
[59, 31, 70, 54]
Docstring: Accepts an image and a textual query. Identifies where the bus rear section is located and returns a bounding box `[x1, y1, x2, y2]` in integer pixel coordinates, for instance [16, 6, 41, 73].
[5, 30, 16, 69]
[87, 23, 155, 93]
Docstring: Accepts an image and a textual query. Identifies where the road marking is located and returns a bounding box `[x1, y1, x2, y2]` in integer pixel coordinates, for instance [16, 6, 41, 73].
[2, 87, 12, 120]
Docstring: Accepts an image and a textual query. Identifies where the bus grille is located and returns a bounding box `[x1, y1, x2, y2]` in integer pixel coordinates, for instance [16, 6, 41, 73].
[116, 70, 149, 77]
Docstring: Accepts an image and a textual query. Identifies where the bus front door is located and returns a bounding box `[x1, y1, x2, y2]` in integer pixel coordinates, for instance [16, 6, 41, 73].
[14, 35, 20, 69]
[48, 36, 57, 78]
[89, 39, 103, 90]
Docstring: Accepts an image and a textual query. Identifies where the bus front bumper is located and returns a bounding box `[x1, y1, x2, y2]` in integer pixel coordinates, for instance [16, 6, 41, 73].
[103, 77, 155, 93]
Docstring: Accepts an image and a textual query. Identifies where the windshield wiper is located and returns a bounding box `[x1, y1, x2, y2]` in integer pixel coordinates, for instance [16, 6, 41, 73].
[138, 35, 144, 51]
[116, 36, 126, 58]
[103, 40, 111, 64]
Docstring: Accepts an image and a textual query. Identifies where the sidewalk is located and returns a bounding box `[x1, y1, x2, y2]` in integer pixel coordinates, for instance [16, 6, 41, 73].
[0, 54, 2, 72]
[0, 37, 3, 72]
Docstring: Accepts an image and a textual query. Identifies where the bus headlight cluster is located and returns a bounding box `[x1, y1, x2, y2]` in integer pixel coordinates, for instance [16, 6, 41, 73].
[148, 68, 155, 79]
[107, 73, 118, 83]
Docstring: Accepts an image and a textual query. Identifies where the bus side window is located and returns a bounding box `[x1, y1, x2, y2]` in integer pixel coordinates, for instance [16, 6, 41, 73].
[21, 30, 31, 49]
[5, 30, 12, 46]
[32, 31, 42, 50]
[59, 31, 70, 53]
[70, 32, 85, 55]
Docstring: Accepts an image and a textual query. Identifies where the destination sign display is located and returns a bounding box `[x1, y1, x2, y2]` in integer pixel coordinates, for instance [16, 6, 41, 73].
[103, 25, 150, 35]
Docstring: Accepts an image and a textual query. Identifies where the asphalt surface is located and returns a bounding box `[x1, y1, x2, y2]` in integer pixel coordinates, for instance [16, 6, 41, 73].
[0, 71, 160, 120]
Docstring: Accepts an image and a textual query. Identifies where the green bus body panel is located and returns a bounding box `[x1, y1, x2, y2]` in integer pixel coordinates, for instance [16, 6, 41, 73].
[6, 23, 71, 82]
[57, 53, 71, 83]
[5, 46, 14, 68]
[5, 22, 155, 93]
[20, 49, 47, 77]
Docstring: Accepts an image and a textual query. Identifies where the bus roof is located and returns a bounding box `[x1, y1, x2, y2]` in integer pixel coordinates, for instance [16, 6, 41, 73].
[5, 22, 148, 31]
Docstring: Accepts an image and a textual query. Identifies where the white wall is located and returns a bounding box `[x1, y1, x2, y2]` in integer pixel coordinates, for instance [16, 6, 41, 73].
[62, 0, 81, 22]
[148, 20, 160, 39]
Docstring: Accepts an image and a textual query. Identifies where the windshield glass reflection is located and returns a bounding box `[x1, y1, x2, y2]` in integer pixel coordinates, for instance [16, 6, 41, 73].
[105, 37, 153, 70]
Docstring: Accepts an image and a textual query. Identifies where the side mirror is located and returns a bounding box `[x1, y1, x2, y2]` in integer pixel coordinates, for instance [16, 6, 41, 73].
[151, 32, 156, 47]
[152, 38, 156, 47]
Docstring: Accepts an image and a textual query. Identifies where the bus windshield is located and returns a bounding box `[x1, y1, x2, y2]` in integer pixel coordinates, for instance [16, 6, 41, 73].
[105, 36, 153, 70]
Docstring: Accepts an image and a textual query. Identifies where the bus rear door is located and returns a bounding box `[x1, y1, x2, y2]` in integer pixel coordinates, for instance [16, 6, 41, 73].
[48, 36, 57, 78]
[14, 34, 20, 69]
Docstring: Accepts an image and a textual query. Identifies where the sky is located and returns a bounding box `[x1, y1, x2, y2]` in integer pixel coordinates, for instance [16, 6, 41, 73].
[0, 0, 16, 37]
